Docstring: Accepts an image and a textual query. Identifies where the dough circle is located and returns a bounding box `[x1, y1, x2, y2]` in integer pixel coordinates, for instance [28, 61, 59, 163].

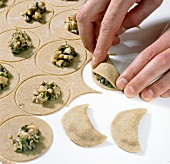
[0, 29, 40, 62]
[36, 40, 87, 75]
[0, 0, 15, 13]
[7, 1, 54, 29]
[44, 0, 83, 7]
[50, 10, 80, 40]
[0, 63, 20, 99]
[0, 115, 53, 162]
[15, 75, 70, 115]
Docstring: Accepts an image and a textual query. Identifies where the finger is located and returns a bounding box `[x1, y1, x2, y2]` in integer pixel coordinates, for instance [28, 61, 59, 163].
[141, 70, 170, 101]
[91, 0, 136, 68]
[123, 48, 170, 98]
[116, 24, 170, 90]
[161, 89, 170, 98]
[116, 0, 163, 35]
[76, 0, 110, 53]
[111, 36, 120, 45]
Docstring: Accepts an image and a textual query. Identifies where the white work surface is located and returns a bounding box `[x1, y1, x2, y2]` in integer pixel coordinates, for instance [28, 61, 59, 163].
[14, 1, 170, 164]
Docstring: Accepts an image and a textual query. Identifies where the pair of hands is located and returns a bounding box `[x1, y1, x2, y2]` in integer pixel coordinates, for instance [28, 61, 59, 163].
[77, 0, 170, 101]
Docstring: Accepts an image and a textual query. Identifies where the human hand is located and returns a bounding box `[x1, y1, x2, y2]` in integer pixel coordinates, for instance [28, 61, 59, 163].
[116, 23, 170, 101]
[76, 0, 163, 68]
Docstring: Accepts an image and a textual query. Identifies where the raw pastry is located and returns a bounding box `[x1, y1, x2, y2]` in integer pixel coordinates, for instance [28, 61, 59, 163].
[50, 10, 80, 40]
[0, 115, 53, 162]
[62, 104, 107, 147]
[111, 108, 147, 152]
[15, 75, 70, 115]
[92, 56, 120, 90]
[7, 1, 54, 29]
[36, 40, 86, 75]
[0, 29, 40, 62]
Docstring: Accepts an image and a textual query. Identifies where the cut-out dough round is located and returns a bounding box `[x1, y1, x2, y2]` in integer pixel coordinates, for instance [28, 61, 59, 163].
[0, 0, 15, 13]
[44, 0, 83, 7]
[92, 57, 120, 91]
[62, 104, 107, 147]
[50, 10, 80, 40]
[111, 108, 147, 153]
[36, 40, 87, 75]
[15, 75, 70, 115]
[7, 1, 54, 29]
[0, 115, 53, 162]
[0, 63, 20, 99]
[0, 29, 40, 62]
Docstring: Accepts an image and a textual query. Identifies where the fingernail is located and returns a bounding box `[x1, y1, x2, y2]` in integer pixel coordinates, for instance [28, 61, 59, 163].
[124, 86, 135, 98]
[116, 78, 128, 90]
[141, 89, 154, 101]
[91, 56, 97, 68]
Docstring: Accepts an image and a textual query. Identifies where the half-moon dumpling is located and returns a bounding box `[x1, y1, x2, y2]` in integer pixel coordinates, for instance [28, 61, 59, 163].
[62, 104, 107, 147]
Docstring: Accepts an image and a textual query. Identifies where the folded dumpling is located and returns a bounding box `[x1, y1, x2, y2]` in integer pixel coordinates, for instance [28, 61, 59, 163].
[92, 57, 120, 90]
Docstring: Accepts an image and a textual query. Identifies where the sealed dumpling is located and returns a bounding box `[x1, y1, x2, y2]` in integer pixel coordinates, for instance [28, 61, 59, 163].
[62, 104, 107, 147]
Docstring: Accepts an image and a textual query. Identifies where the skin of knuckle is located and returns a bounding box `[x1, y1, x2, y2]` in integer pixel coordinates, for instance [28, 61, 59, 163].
[142, 49, 156, 63]
[76, 9, 87, 23]
[157, 54, 170, 68]
[151, 0, 163, 7]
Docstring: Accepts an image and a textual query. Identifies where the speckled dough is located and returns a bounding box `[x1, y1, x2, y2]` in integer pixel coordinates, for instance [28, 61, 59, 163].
[0, 63, 20, 99]
[0, 115, 53, 162]
[62, 104, 107, 147]
[50, 10, 80, 40]
[36, 40, 87, 75]
[44, 0, 83, 7]
[111, 108, 147, 153]
[7, 1, 54, 29]
[0, 0, 15, 13]
[0, 29, 40, 62]
[92, 57, 120, 91]
[15, 75, 70, 115]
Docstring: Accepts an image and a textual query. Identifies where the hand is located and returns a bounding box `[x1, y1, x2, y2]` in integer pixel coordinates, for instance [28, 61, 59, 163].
[76, 0, 163, 68]
[116, 23, 170, 101]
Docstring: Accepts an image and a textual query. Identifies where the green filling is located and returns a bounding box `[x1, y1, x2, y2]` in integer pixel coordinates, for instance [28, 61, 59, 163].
[51, 42, 77, 67]
[8, 28, 32, 54]
[0, 64, 11, 91]
[95, 73, 113, 88]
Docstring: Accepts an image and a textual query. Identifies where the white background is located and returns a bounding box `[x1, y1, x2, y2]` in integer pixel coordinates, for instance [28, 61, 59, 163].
[10, 0, 170, 164]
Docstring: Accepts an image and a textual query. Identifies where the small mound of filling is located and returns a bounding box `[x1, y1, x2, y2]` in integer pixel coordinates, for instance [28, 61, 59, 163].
[21, 1, 46, 22]
[11, 125, 40, 153]
[0, 64, 11, 91]
[0, 0, 6, 8]
[95, 73, 113, 88]
[32, 80, 61, 104]
[8, 28, 32, 54]
[51, 42, 77, 67]
[62, 0, 78, 1]
[65, 13, 79, 35]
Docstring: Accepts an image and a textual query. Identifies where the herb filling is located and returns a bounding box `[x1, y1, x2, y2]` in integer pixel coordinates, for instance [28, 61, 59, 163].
[32, 80, 61, 104]
[95, 73, 113, 88]
[51, 42, 77, 67]
[0, 64, 11, 91]
[65, 13, 79, 35]
[8, 28, 32, 54]
[0, 0, 6, 8]
[12, 125, 40, 153]
[21, 1, 46, 22]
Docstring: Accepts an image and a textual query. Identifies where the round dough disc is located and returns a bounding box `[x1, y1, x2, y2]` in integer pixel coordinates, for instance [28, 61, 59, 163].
[36, 40, 87, 75]
[0, 29, 40, 62]
[15, 75, 70, 115]
[0, 63, 20, 99]
[0, 115, 53, 162]
[50, 10, 80, 40]
[0, 0, 15, 13]
[44, 0, 83, 7]
[7, 1, 54, 29]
